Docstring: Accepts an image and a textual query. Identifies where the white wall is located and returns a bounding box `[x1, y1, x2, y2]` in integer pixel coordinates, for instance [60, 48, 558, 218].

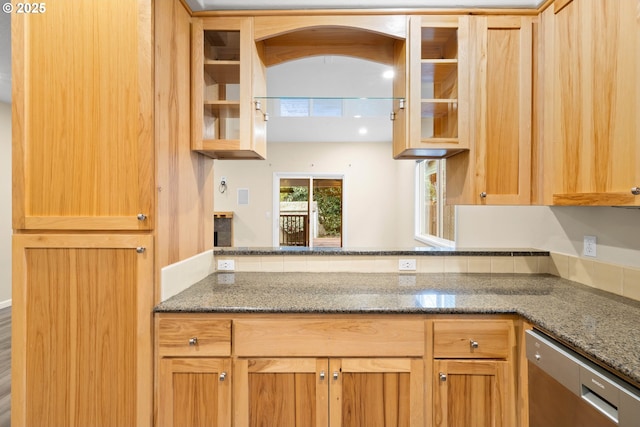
[0, 102, 11, 306]
[213, 141, 418, 248]
[457, 205, 640, 269]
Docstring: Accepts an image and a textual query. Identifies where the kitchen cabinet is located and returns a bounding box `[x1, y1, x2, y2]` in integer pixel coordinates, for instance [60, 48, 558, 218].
[12, 0, 214, 426]
[233, 317, 425, 426]
[433, 360, 511, 427]
[191, 17, 267, 159]
[235, 357, 423, 427]
[11, 234, 154, 427]
[158, 358, 232, 427]
[156, 315, 424, 427]
[395, 15, 470, 159]
[12, 0, 154, 231]
[540, 0, 640, 206]
[430, 319, 516, 427]
[446, 16, 533, 205]
[156, 315, 232, 427]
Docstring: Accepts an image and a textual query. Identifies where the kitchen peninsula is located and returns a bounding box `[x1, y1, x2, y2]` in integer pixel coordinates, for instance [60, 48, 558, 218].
[155, 255, 640, 426]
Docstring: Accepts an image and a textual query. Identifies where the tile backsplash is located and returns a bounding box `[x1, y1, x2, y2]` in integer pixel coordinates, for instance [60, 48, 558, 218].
[214, 255, 550, 274]
[548, 252, 640, 302]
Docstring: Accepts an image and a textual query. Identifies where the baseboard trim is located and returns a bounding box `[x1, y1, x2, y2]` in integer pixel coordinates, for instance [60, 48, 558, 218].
[0, 299, 11, 309]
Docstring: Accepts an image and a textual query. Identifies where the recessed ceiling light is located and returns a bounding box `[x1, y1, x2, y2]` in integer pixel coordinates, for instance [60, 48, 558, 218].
[382, 70, 395, 79]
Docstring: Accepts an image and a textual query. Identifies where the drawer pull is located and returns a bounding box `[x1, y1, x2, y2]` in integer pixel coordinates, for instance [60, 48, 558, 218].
[219, 372, 227, 381]
[320, 371, 326, 380]
[137, 213, 147, 221]
[632, 187, 640, 196]
[439, 373, 447, 382]
[333, 371, 339, 380]
[188, 337, 198, 346]
[470, 339, 479, 349]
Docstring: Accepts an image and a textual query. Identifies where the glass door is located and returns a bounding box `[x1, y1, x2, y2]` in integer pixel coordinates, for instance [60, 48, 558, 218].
[279, 178, 310, 246]
[312, 179, 342, 248]
[277, 176, 343, 248]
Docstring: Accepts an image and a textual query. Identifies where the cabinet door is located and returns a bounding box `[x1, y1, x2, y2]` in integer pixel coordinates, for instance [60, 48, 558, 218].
[11, 234, 153, 427]
[397, 15, 470, 159]
[448, 16, 533, 205]
[550, 0, 640, 206]
[158, 358, 232, 427]
[433, 360, 513, 427]
[12, 0, 154, 230]
[235, 358, 329, 427]
[331, 358, 424, 427]
[192, 17, 267, 159]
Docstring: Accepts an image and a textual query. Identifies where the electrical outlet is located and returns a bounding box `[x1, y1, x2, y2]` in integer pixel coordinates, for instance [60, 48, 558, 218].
[583, 236, 597, 257]
[217, 259, 235, 271]
[398, 259, 417, 271]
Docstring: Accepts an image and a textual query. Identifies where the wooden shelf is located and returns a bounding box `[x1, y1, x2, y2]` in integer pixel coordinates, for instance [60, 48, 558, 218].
[421, 100, 458, 117]
[204, 61, 240, 84]
[421, 59, 457, 83]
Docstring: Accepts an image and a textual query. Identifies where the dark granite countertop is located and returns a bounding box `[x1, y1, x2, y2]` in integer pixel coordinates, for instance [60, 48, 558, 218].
[155, 272, 640, 388]
[212, 247, 550, 256]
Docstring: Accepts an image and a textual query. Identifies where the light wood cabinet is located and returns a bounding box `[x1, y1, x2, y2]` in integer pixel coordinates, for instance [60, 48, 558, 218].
[156, 314, 233, 427]
[12, 0, 154, 230]
[540, 0, 640, 206]
[158, 358, 232, 427]
[235, 357, 423, 427]
[11, 234, 154, 427]
[447, 16, 533, 205]
[191, 17, 267, 159]
[157, 315, 424, 427]
[433, 360, 511, 427]
[430, 318, 516, 427]
[396, 15, 470, 159]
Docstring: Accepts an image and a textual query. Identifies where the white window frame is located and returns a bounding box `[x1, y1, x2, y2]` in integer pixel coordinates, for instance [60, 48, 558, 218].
[414, 160, 456, 248]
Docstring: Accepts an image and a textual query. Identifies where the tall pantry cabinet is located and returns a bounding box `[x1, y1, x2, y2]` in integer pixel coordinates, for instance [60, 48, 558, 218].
[11, 0, 213, 426]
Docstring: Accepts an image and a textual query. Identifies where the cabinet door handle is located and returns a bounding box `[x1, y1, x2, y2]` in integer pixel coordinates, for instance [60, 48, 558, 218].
[136, 247, 146, 254]
[479, 192, 487, 198]
[188, 337, 198, 346]
[333, 371, 339, 380]
[137, 213, 147, 221]
[470, 339, 479, 349]
[320, 371, 325, 380]
[219, 372, 227, 381]
[632, 187, 640, 195]
[439, 373, 447, 382]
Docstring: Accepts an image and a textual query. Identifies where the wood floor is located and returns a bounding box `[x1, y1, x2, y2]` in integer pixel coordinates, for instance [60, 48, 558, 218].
[0, 307, 10, 427]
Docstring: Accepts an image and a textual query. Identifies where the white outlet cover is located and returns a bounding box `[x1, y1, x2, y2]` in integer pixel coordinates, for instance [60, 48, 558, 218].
[217, 259, 235, 271]
[398, 259, 417, 271]
[583, 235, 597, 257]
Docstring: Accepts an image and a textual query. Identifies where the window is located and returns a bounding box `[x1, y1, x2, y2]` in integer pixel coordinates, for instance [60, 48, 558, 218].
[415, 160, 455, 247]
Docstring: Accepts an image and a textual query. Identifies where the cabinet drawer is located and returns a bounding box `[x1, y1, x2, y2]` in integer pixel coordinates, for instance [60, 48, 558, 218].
[234, 318, 425, 357]
[433, 320, 512, 359]
[158, 316, 231, 357]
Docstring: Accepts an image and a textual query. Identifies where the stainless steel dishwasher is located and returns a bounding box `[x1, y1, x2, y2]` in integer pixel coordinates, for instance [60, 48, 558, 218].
[526, 329, 640, 427]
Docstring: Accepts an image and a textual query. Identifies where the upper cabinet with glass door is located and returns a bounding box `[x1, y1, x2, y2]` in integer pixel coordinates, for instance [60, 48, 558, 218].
[395, 16, 469, 159]
[191, 17, 267, 159]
